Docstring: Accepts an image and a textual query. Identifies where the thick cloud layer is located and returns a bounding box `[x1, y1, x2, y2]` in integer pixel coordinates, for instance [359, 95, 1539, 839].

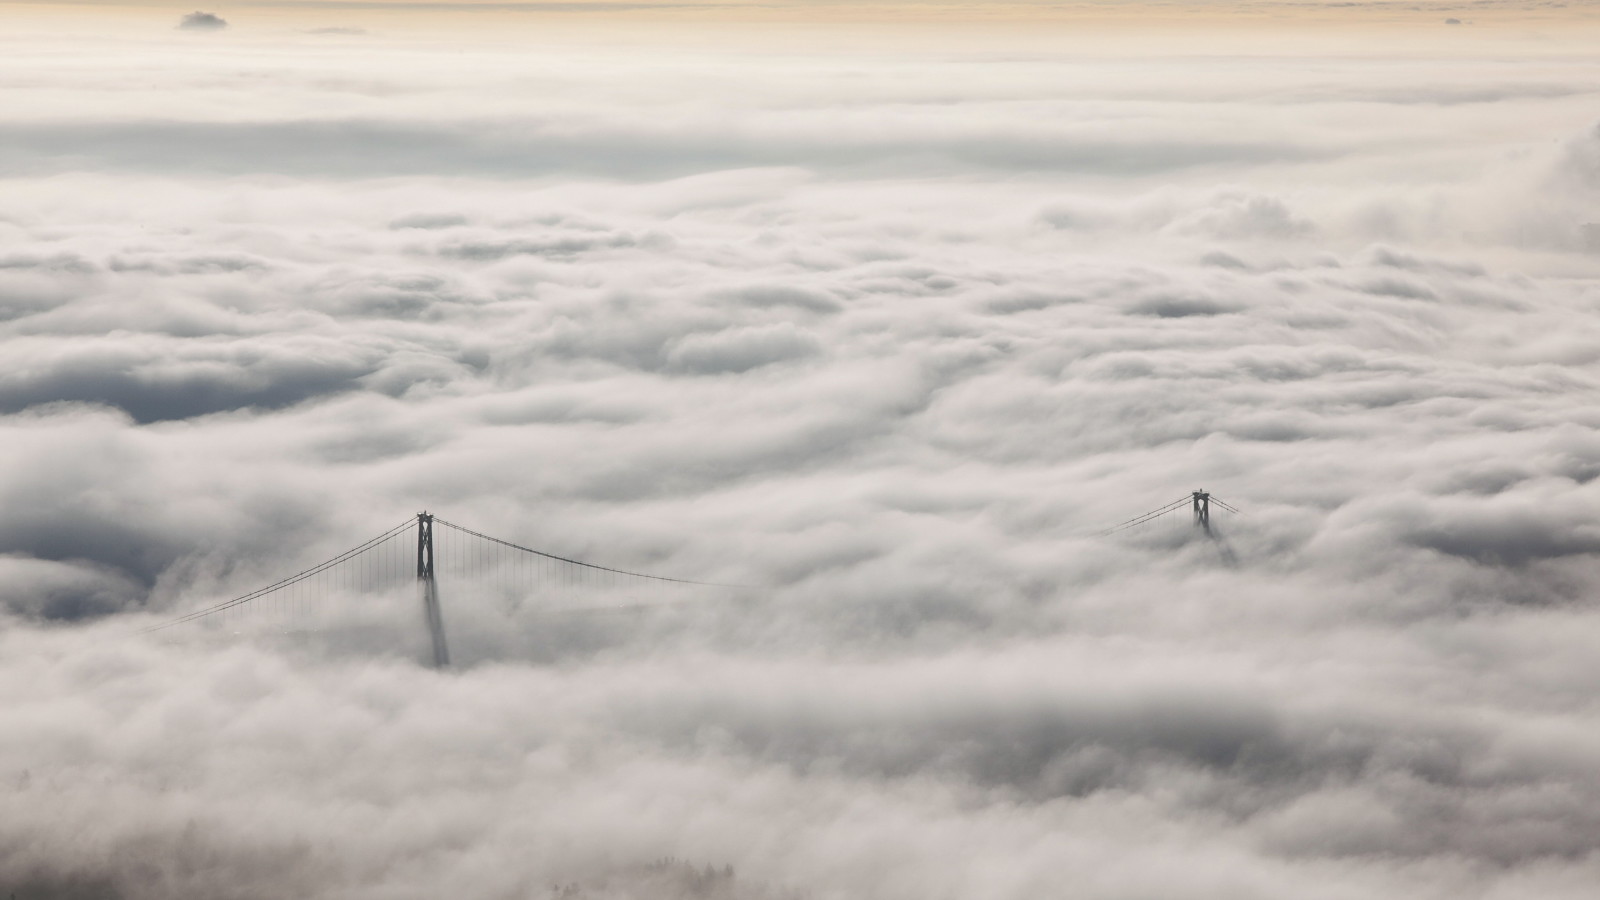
[2, 13, 1600, 900]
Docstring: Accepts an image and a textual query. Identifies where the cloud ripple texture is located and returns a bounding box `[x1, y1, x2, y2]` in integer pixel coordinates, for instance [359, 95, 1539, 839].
[2, 13, 1600, 900]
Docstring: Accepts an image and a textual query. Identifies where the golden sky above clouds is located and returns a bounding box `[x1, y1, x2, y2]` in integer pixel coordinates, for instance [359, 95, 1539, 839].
[9, 0, 1599, 33]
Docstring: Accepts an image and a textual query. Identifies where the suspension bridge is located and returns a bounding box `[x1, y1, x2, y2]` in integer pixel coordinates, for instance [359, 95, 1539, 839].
[141, 491, 1240, 667]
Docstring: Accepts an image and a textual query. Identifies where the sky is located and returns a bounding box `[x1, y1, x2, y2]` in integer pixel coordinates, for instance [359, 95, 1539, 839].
[3, 1, 1600, 898]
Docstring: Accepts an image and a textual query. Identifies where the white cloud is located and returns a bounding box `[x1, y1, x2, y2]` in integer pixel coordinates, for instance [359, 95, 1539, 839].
[2, 20, 1600, 899]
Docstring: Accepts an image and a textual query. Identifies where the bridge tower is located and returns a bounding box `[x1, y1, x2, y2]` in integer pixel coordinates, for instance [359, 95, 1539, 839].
[1192, 490, 1211, 534]
[416, 511, 450, 668]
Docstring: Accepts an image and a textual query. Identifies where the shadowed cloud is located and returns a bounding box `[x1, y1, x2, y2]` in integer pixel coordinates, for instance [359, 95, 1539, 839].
[2, 21, 1600, 900]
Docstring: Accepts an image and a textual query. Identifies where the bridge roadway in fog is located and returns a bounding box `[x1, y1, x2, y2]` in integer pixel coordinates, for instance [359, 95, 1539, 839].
[141, 492, 1241, 667]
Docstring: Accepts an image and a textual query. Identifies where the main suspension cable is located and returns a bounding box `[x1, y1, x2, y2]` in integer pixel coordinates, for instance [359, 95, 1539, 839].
[433, 517, 746, 588]
[141, 518, 417, 633]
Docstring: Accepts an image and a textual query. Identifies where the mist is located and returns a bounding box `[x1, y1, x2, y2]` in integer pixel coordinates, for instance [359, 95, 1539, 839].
[2, 7, 1600, 898]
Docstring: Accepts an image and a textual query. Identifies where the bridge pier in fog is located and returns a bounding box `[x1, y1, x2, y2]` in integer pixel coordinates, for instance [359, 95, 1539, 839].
[416, 512, 450, 669]
[1192, 490, 1211, 534]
